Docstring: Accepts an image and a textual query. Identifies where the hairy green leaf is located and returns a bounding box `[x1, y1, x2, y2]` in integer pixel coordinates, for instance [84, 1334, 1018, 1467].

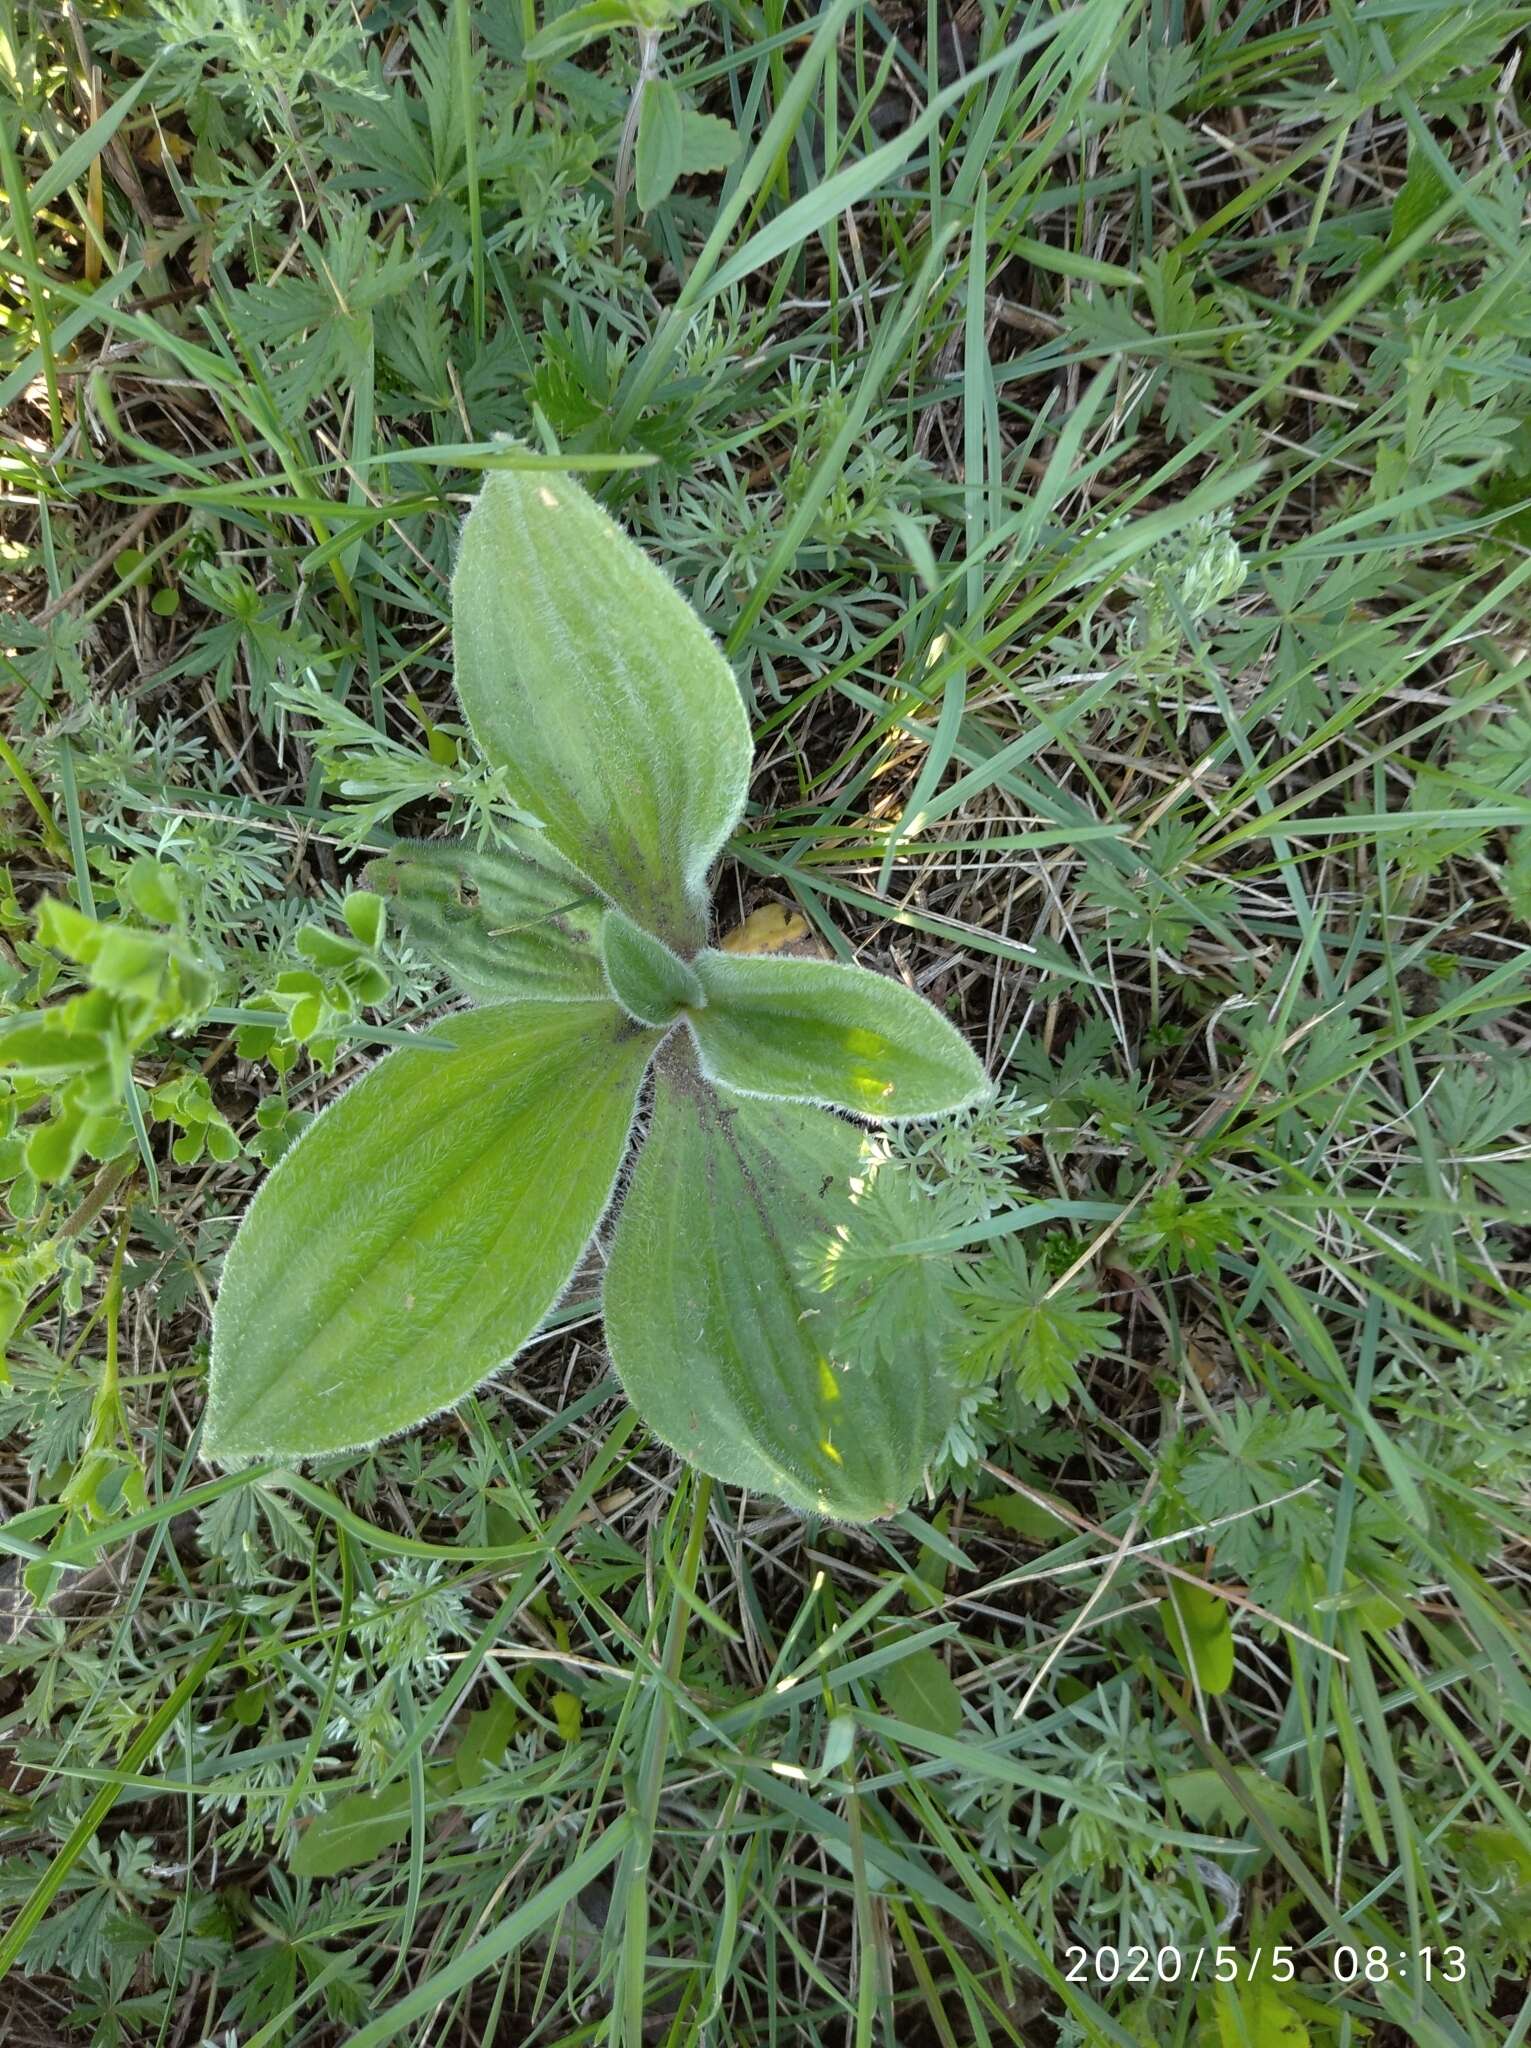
[451, 467, 751, 951]
[686, 952, 988, 1119]
[604, 1044, 959, 1521]
[366, 832, 605, 1002]
[205, 1002, 658, 1459]
[601, 907, 704, 1026]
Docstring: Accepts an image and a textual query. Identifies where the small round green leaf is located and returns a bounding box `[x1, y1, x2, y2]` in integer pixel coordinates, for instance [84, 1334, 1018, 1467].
[121, 856, 181, 924]
[342, 890, 385, 949]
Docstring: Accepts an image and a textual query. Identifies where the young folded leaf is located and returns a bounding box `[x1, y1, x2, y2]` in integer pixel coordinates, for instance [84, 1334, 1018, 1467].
[603, 1043, 960, 1522]
[205, 1002, 657, 1460]
[686, 952, 989, 1120]
[367, 831, 605, 1003]
[452, 466, 752, 952]
[601, 907, 705, 1027]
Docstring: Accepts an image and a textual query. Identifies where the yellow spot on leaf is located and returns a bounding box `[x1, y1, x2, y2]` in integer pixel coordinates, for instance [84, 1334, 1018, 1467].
[538, 486, 559, 508]
[844, 1027, 890, 1060]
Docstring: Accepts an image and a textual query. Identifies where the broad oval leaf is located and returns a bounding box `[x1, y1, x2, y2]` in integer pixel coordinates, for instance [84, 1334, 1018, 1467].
[686, 952, 989, 1120]
[206, 1001, 658, 1460]
[677, 106, 739, 177]
[876, 1639, 964, 1738]
[452, 467, 752, 952]
[604, 1044, 959, 1522]
[367, 831, 605, 1002]
[601, 908, 704, 1027]
[635, 76, 685, 213]
[289, 1778, 419, 1877]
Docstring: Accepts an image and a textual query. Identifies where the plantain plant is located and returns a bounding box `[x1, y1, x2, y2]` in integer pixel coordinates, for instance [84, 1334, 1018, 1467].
[204, 464, 989, 1520]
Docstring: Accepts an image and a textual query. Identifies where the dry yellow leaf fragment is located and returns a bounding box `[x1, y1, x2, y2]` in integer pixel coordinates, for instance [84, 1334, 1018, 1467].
[718, 902, 812, 955]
